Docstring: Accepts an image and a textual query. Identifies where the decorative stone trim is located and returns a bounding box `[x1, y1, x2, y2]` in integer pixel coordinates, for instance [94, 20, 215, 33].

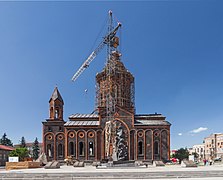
[88, 132, 94, 138]
[79, 132, 85, 138]
[138, 131, 143, 137]
[58, 134, 63, 140]
[69, 132, 75, 138]
[154, 132, 159, 137]
[47, 135, 53, 140]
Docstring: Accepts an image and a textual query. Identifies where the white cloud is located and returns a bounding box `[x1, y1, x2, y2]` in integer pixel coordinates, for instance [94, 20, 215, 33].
[190, 127, 208, 134]
[178, 133, 182, 136]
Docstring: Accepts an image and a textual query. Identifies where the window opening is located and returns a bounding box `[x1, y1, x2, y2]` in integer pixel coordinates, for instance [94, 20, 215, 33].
[69, 142, 75, 156]
[47, 144, 52, 157]
[58, 144, 63, 157]
[89, 141, 94, 156]
[79, 142, 84, 156]
[138, 141, 143, 155]
[154, 141, 159, 155]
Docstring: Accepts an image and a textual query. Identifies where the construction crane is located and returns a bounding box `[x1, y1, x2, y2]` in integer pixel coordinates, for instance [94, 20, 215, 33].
[71, 11, 122, 160]
[71, 11, 121, 82]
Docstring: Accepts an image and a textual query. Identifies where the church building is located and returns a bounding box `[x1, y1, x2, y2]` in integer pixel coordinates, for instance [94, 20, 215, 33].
[42, 51, 171, 162]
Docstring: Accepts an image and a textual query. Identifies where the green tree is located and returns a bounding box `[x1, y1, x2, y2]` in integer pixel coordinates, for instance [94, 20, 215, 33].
[173, 148, 189, 164]
[32, 137, 40, 160]
[0, 133, 13, 146]
[9, 148, 29, 161]
[192, 152, 199, 159]
[20, 136, 26, 148]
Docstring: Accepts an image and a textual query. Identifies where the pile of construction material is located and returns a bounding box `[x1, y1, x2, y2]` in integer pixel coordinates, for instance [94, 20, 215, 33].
[73, 161, 84, 167]
[153, 161, 165, 167]
[44, 161, 60, 169]
[181, 160, 197, 168]
[6, 161, 41, 170]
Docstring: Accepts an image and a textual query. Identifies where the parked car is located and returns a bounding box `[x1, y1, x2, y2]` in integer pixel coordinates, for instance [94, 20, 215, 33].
[170, 158, 178, 163]
[162, 159, 173, 164]
[214, 157, 222, 162]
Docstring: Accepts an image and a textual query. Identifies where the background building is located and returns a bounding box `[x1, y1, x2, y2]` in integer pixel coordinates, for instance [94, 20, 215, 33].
[0, 145, 14, 166]
[188, 148, 193, 156]
[191, 144, 205, 161]
[204, 133, 223, 160]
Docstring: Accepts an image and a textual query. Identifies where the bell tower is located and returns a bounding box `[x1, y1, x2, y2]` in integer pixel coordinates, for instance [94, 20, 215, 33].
[43, 86, 65, 161]
[49, 87, 64, 120]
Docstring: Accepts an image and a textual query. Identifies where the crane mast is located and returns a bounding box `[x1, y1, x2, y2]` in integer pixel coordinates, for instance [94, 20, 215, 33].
[71, 11, 122, 161]
[105, 11, 119, 160]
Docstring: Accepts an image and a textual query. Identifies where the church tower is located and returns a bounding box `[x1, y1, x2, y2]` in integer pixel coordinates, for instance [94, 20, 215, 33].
[42, 87, 65, 161]
[96, 51, 135, 160]
[96, 51, 135, 110]
[96, 51, 135, 128]
[49, 87, 64, 120]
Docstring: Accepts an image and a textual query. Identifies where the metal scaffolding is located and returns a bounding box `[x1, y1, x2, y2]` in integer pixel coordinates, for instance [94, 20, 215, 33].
[96, 51, 135, 111]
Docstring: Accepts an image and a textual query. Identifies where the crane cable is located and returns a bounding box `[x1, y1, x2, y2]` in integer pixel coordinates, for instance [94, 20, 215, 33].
[86, 16, 108, 60]
[82, 16, 108, 98]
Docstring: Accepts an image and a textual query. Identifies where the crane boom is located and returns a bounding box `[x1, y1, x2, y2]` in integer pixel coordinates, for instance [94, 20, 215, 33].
[71, 41, 105, 82]
[71, 22, 121, 82]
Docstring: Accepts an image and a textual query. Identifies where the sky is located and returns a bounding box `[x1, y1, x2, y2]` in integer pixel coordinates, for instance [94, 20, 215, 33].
[0, 1, 223, 149]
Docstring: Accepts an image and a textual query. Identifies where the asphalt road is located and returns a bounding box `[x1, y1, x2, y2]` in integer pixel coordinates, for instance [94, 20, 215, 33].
[0, 164, 223, 179]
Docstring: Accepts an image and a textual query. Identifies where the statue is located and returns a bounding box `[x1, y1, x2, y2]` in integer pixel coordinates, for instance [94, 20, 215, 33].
[105, 120, 128, 161]
[116, 124, 128, 161]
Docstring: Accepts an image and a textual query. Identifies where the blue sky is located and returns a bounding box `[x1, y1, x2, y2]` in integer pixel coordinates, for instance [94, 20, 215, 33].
[0, 1, 222, 149]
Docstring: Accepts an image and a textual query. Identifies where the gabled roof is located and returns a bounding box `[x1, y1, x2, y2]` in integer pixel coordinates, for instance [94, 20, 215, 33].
[49, 87, 64, 103]
[66, 113, 99, 126]
[64, 120, 99, 126]
[69, 113, 99, 119]
[0, 144, 15, 151]
[134, 113, 171, 126]
[134, 120, 171, 126]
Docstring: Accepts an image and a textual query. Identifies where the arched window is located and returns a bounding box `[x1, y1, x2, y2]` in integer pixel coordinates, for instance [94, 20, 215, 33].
[154, 141, 159, 155]
[89, 141, 94, 156]
[138, 141, 143, 155]
[55, 109, 59, 118]
[79, 142, 84, 156]
[47, 144, 52, 157]
[69, 142, 75, 156]
[58, 144, 63, 157]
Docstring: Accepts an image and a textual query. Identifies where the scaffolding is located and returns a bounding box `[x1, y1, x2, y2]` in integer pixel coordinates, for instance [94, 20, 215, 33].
[71, 11, 134, 160]
[96, 51, 135, 110]
[94, 12, 135, 160]
[96, 51, 135, 159]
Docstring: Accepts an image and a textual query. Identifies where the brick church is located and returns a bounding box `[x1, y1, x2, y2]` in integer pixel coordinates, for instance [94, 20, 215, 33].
[42, 51, 171, 162]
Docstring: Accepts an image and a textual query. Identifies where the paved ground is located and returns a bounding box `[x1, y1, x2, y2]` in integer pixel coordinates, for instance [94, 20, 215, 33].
[0, 163, 223, 179]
